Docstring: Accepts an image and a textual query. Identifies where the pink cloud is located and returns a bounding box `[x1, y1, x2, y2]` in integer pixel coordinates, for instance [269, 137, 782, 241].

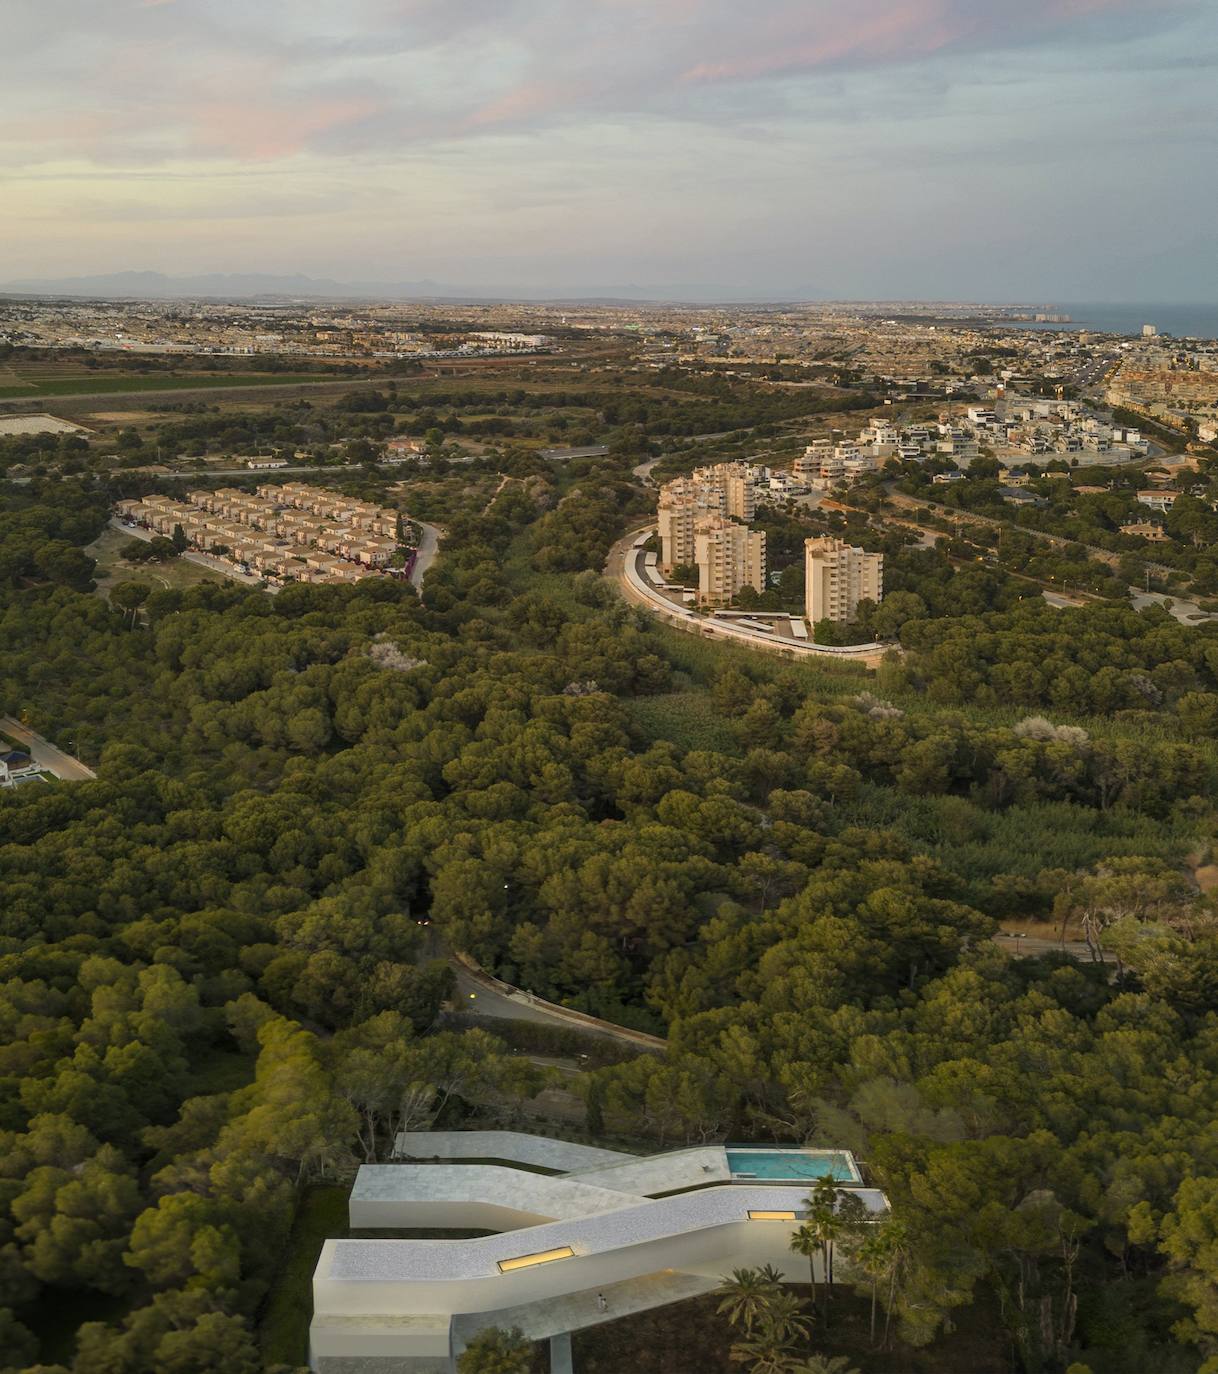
[191, 96, 383, 160]
[2, 0, 1192, 168]
[446, 0, 1176, 137]
[678, 0, 1163, 85]
[465, 80, 579, 129]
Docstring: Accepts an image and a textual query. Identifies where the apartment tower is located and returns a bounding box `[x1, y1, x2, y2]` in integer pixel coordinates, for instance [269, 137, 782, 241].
[804, 537, 883, 624]
[693, 461, 757, 521]
[656, 479, 694, 571]
[694, 515, 767, 606]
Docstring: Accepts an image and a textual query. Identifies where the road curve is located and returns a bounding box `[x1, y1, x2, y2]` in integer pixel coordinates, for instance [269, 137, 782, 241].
[609, 526, 889, 668]
[449, 953, 666, 1050]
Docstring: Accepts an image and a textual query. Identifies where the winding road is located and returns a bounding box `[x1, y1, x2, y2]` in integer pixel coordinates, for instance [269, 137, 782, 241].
[447, 952, 665, 1050]
[408, 519, 442, 589]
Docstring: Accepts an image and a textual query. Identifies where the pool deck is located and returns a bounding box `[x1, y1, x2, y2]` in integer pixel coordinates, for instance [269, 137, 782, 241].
[726, 1148, 862, 1183]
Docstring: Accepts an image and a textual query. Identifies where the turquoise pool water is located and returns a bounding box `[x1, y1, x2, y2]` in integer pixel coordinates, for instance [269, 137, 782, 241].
[727, 1150, 859, 1183]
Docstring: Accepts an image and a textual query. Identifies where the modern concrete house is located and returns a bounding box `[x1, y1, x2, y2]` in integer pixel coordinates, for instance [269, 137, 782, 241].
[309, 1131, 886, 1374]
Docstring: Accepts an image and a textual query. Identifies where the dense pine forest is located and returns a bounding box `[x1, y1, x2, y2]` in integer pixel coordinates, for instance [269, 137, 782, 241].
[5, 460, 1218, 1374]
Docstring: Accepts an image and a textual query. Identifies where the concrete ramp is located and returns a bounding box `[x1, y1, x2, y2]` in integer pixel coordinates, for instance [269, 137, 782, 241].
[395, 1131, 632, 1173]
[350, 1165, 644, 1230]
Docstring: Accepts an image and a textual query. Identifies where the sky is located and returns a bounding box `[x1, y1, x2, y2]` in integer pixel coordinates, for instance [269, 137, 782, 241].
[3, 0, 1217, 301]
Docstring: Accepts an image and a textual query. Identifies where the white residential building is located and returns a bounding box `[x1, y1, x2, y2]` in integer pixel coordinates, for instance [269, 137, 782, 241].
[694, 514, 766, 605]
[310, 1132, 886, 1374]
[805, 537, 884, 625]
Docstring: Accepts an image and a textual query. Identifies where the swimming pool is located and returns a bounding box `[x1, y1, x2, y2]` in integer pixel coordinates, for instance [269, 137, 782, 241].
[726, 1149, 860, 1184]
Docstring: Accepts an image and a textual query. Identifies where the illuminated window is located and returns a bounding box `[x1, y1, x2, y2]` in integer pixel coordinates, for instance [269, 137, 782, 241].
[747, 1210, 797, 1221]
[497, 1246, 576, 1273]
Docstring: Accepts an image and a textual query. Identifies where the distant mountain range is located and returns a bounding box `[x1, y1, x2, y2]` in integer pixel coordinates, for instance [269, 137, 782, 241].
[0, 269, 832, 306]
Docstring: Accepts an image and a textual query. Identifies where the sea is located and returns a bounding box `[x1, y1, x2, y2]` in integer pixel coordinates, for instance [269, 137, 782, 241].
[1011, 303, 1218, 342]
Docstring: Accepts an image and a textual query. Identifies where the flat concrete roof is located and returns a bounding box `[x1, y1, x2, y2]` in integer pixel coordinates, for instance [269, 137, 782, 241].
[352, 1165, 644, 1222]
[573, 1146, 730, 1195]
[0, 413, 91, 436]
[325, 1184, 888, 1283]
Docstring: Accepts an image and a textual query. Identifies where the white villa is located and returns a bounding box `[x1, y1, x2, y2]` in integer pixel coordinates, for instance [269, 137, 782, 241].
[310, 1131, 887, 1373]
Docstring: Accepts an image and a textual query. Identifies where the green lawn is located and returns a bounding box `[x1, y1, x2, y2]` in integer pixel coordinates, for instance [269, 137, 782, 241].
[86, 526, 240, 594]
[0, 372, 329, 399]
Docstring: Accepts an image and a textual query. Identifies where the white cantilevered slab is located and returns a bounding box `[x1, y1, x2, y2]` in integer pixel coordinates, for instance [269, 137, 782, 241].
[322, 1184, 888, 1286]
[450, 1269, 722, 1345]
[312, 1136, 889, 1370]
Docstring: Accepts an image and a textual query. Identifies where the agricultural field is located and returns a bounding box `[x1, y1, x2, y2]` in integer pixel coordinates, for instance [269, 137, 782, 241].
[0, 358, 331, 400]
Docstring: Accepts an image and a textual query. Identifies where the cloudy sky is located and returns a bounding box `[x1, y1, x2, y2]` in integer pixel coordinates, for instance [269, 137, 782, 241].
[3, 0, 1217, 299]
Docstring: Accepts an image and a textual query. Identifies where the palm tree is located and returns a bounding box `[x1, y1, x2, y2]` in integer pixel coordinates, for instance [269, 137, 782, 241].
[795, 1176, 845, 1322]
[789, 1221, 821, 1303]
[850, 1227, 888, 1347]
[762, 1290, 813, 1346]
[728, 1333, 798, 1374]
[878, 1219, 909, 1350]
[718, 1265, 784, 1335]
[729, 1295, 812, 1374]
[840, 1214, 908, 1350]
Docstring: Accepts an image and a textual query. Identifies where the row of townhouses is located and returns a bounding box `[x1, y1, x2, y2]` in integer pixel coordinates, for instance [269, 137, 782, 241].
[114, 487, 401, 585]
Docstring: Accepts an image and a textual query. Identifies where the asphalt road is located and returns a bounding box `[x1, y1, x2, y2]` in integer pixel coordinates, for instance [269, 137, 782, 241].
[0, 717, 96, 780]
[994, 932, 1114, 964]
[408, 520, 442, 590]
[449, 957, 666, 1049]
[1128, 588, 1218, 625]
[449, 962, 578, 1028]
[610, 526, 888, 666]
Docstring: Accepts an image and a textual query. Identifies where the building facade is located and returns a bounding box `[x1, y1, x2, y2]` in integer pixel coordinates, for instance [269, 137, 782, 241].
[656, 477, 710, 571]
[694, 515, 766, 606]
[657, 464, 762, 578]
[805, 537, 883, 625]
[691, 461, 757, 521]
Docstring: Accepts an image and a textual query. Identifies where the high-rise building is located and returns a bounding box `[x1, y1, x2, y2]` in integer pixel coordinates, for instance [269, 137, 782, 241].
[804, 537, 883, 625]
[658, 463, 759, 572]
[694, 514, 766, 605]
[657, 477, 711, 570]
[693, 461, 757, 521]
